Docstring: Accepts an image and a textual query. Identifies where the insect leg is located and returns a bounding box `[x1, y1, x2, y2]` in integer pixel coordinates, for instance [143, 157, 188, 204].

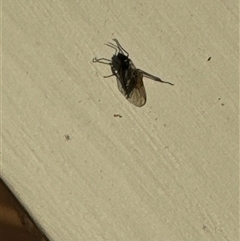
[93, 57, 115, 78]
[138, 69, 174, 86]
[103, 73, 115, 78]
[92, 57, 112, 64]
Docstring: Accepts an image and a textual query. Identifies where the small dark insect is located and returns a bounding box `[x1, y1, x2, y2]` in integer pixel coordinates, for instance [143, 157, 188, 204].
[93, 39, 174, 107]
[207, 57, 212, 61]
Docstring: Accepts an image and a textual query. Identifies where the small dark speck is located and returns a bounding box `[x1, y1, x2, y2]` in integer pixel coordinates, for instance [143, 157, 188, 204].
[64, 134, 71, 141]
[218, 98, 225, 106]
[207, 57, 211, 61]
[113, 114, 122, 118]
[202, 225, 207, 231]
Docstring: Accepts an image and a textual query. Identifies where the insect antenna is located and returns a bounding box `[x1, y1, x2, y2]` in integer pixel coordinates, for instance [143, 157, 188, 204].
[104, 39, 129, 57]
[105, 42, 119, 55]
[112, 38, 129, 56]
[138, 70, 174, 86]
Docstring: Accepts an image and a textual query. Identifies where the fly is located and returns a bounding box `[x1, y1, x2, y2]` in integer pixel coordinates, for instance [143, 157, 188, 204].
[93, 39, 174, 107]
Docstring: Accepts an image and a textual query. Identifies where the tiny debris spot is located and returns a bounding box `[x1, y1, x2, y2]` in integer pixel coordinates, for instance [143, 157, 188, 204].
[113, 114, 122, 118]
[64, 134, 71, 141]
[207, 57, 211, 61]
[202, 225, 207, 231]
[218, 98, 224, 106]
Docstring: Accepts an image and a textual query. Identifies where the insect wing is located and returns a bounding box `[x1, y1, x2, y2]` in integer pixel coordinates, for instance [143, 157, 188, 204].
[116, 69, 146, 107]
[126, 71, 147, 107]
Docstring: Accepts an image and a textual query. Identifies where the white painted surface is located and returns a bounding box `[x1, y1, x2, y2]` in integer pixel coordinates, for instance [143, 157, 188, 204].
[3, 0, 238, 240]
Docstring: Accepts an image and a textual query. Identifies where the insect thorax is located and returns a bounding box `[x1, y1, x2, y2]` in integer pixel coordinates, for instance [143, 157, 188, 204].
[111, 53, 130, 72]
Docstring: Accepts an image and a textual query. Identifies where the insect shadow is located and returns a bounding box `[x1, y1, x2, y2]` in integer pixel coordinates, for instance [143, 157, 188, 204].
[93, 39, 174, 107]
